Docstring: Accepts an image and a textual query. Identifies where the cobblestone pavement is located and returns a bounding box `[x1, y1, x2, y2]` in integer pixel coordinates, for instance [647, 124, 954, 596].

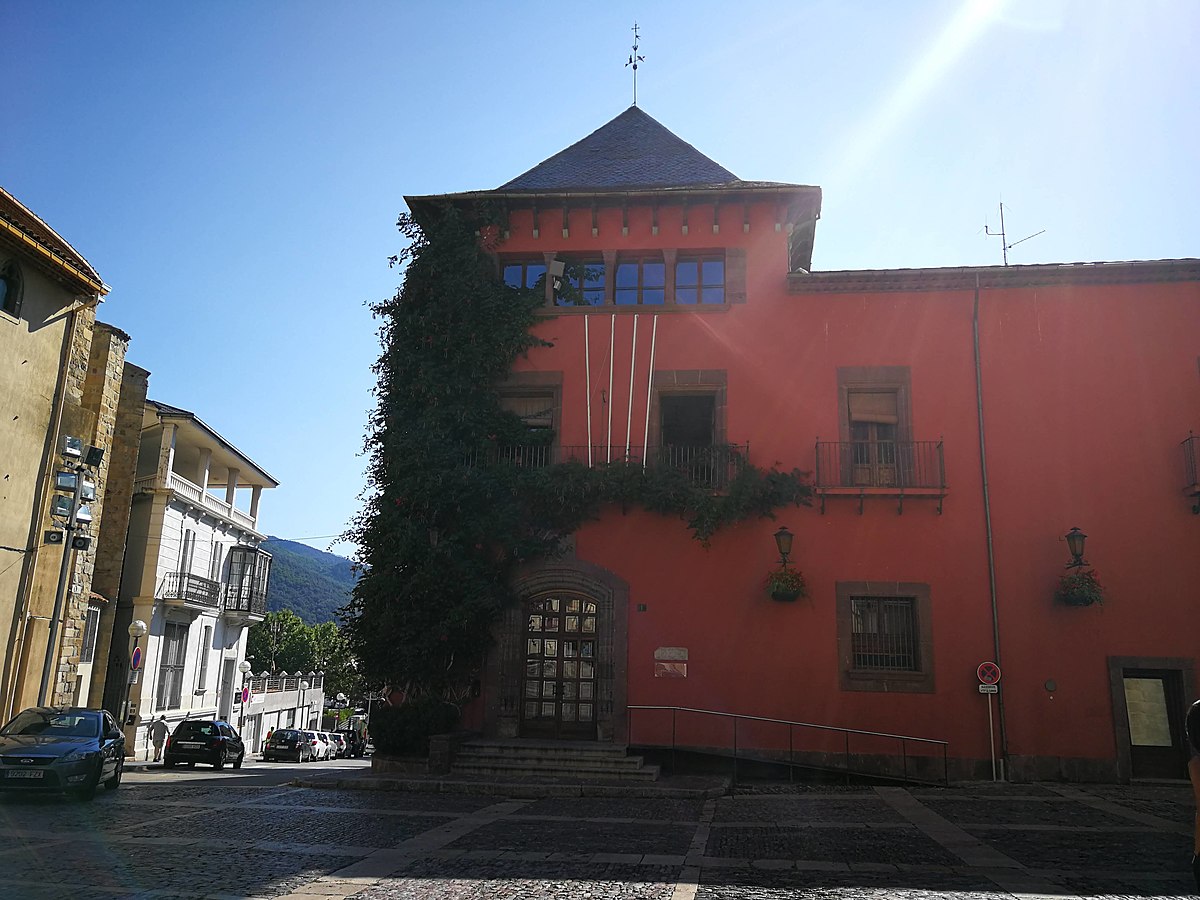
[0, 769, 1194, 899]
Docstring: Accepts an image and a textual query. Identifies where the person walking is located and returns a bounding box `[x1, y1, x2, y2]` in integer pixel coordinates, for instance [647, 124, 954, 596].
[1187, 699, 1200, 891]
[150, 715, 170, 762]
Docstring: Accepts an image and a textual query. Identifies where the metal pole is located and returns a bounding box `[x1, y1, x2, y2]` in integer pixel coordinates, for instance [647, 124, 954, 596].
[120, 635, 140, 727]
[732, 717, 738, 786]
[987, 692, 996, 781]
[38, 469, 83, 706]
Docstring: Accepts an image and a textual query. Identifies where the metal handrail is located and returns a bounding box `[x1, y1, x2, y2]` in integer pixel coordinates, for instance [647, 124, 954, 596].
[627, 704, 949, 786]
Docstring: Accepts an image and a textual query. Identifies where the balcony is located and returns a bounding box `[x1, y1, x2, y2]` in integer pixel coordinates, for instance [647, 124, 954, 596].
[466, 443, 749, 489]
[1183, 434, 1200, 514]
[814, 440, 946, 514]
[158, 572, 222, 612]
[135, 470, 259, 532]
[223, 545, 271, 625]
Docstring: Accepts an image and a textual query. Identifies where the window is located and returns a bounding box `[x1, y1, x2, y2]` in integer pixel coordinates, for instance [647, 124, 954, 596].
[0, 261, 22, 318]
[79, 606, 101, 664]
[615, 256, 665, 305]
[157, 623, 189, 710]
[848, 391, 899, 487]
[851, 597, 918, 671]
[197, 625, 212, 691]
[660, 394, 715, 448]
[556, 259, 605, 306]
[675, 256, 725, 305]
[497, 386, 559, 467]
[837, 582, 933, 693]
[502, 259, 548, 292]
[180, 528, 196, 574]
[210, 542, 224, 581]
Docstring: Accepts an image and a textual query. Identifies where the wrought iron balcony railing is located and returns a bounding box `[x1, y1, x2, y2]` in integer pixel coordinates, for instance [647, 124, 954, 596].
[814, 440, 945, 490]
[466, 443, 749, 489]
[158, 572, 222, 608]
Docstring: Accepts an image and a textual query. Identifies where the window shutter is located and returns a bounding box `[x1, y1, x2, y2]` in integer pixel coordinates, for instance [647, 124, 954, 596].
[726, 248, 747, 304]
[848, 391, 899, 425]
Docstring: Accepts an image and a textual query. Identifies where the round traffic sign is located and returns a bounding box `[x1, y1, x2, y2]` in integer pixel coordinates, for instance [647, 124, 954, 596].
[977, 661, 1001, 685]
[241, 686, 250, 705]
[131, 646, 142, 671]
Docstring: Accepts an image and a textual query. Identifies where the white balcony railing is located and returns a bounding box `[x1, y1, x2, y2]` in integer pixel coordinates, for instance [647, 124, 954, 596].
[136, 470, 259, 532]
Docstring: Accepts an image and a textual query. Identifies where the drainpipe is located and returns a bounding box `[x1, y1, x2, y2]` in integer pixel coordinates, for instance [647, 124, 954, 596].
[973, 275, 1009, 778]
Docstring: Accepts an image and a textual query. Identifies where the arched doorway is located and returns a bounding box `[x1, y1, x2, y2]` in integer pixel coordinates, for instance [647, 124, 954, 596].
[485, 560, 628, 743]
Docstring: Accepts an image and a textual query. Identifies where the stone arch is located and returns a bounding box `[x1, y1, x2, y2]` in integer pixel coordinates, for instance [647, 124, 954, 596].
[484, 558, 629, 742]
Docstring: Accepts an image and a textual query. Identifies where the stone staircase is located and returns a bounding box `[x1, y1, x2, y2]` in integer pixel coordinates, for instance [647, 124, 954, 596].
[448, 739, 660, 782]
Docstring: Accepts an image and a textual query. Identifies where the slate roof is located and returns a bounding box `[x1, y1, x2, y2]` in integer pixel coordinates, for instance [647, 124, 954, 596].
[499, 106, 741, 192]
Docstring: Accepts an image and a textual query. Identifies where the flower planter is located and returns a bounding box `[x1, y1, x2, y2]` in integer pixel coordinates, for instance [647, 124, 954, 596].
[770, 589, 803, 602]
[1055, 570, 1103, 607]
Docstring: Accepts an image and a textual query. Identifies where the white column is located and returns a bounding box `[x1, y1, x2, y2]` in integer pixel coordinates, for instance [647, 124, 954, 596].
[198, 448, 212, 493]
[225, 468, 240, 507]
[159, 424, 177, 482]
[249, 485, 262, 522]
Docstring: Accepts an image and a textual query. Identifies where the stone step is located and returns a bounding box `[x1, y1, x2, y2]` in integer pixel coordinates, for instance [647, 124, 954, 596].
[449, 760, 661, 781]
[456, 744, 628, 763]
[452, 751, 649, 772]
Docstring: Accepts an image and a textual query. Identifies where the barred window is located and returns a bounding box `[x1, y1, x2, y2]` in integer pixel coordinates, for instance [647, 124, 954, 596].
[837, 581, 933, 693]
[79, 606, 101, 664]
[851, 596, 918, 671]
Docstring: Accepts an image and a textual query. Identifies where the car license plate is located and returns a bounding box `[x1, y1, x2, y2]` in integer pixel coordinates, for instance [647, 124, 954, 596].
[6, 769, 44, 779]
[178, 742, 203, 748]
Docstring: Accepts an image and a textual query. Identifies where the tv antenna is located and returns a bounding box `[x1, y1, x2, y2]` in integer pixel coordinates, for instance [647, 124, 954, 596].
[985, 202, 1044, 266]
[626, 23, 645, 106]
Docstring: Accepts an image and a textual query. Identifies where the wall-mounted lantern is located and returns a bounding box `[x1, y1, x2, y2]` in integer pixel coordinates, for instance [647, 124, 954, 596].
[1064, 527, 1087, 568]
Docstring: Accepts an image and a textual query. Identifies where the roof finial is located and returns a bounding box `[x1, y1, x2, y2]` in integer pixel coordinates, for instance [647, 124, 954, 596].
[626, 22, 645, 107]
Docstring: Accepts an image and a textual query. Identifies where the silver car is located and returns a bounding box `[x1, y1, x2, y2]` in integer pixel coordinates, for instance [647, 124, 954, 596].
[0, 707, 125, 800]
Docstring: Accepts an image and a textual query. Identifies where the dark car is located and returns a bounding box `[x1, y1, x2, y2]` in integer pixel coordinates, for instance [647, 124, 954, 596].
[0, 707, 125, 800]
[262, 728, 312, 763]
[163, 720, 244, 769]
[337, 728, 366, 758]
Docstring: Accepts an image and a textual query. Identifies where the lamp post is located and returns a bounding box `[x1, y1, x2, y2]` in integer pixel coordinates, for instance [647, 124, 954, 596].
[121, 619, 147, 744]
[237, 660, 252, 732]
[773, 526, 794, 567]
[299, 680, 310, 730]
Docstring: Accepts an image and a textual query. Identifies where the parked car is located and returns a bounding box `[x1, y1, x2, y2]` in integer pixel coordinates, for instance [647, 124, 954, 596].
[337, 728, 366, 758]
[163, 720, 244, 769]
[262, 728, 312, 763]
[301, 730, 322, 760]
[329, 733, 347, 758]
[314, 732, 332, 760]
[0, 707, 125, 800]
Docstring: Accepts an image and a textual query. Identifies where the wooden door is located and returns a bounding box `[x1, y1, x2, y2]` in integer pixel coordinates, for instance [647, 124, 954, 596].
[1123, 670, 1187, 779]
[520, 595, 598, 740]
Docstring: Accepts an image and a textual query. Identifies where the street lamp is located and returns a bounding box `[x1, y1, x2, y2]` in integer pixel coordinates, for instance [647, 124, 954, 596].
[237, 660, 252, 731]
[1065, 527, 1088, 568]
[299, 680, 310, 730]
[121, 619, 147, 742]
[773, 526, 794, 567]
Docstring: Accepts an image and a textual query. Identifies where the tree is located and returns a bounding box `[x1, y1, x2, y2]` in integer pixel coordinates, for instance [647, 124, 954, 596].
[248, 609, 311, 674]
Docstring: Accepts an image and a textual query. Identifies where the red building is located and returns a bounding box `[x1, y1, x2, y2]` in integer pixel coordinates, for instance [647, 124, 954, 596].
[407, 107, 1200, 782]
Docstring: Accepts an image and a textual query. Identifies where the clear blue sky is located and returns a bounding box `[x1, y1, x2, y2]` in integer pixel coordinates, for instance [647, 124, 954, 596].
[5, 1, 1196, 556]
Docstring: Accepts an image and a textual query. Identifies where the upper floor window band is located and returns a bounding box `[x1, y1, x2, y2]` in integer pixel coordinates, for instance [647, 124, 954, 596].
[615, 257, 665, 306]
[676, 256, 725, 305]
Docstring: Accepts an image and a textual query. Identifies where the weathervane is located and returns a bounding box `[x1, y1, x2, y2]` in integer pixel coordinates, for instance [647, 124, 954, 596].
[626, 23, 645, 106]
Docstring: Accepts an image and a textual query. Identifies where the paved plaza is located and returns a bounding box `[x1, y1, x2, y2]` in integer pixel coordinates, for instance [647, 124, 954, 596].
[0, 764, 1194, 899]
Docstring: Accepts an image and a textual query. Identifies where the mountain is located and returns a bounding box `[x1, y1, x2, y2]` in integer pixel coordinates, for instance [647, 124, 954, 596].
[263, 537, 356, 624]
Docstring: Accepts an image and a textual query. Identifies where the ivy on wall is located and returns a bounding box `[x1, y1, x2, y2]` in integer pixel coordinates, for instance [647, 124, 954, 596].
[344, 206, 812, 700]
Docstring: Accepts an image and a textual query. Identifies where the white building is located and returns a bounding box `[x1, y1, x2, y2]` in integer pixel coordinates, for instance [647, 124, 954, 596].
[105, 400, 277, 759]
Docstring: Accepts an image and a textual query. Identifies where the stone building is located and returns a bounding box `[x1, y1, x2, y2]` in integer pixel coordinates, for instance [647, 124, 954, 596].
[0, 187, 145, 718]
